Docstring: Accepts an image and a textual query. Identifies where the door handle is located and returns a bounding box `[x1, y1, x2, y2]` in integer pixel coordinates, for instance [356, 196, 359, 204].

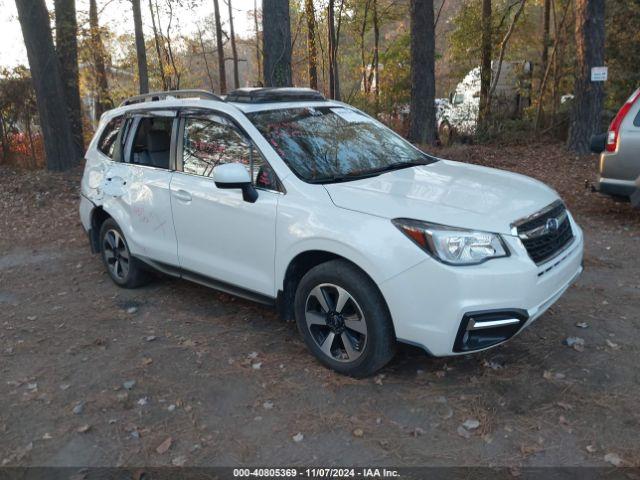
[173, 189, 192, 202]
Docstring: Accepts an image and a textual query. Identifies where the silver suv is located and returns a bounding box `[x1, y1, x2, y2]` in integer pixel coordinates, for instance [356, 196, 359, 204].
[591, 88, 640, 199]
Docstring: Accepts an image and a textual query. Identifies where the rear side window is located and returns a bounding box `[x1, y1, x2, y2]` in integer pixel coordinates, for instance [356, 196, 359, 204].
[128, 116, 174, 169]
[634, 109, 640, 127]
[98, 116, 124, 158]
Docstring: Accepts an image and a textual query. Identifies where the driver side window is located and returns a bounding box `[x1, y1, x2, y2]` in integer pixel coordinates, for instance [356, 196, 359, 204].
[181, 115, 279, 191]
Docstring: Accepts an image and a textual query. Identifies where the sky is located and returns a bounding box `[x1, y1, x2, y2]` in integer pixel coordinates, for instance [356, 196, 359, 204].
[0, 0, 260, 69]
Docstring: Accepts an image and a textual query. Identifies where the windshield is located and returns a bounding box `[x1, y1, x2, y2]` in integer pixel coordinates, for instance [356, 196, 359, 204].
[247, 106, 436, 183]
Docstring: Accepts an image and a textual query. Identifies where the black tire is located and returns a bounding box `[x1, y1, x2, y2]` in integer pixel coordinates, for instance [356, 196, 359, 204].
[294, 259, 396, 377]
[99, 218, 150, 288]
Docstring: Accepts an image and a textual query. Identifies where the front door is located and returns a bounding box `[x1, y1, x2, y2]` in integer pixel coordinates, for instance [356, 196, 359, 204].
[170, 112, 281, 298]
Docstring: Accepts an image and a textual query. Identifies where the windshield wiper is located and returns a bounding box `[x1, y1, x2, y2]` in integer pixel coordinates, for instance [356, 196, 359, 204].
[307, 171, 382, 184]
[308, 160, 431, 184]
[376, 160, 431, 172]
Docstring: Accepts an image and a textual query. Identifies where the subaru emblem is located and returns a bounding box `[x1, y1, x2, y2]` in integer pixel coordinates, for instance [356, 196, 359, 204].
[546, 217, 560, 233]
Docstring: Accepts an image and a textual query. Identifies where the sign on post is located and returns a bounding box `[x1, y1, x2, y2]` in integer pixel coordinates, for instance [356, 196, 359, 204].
[591, 66, 608, 82]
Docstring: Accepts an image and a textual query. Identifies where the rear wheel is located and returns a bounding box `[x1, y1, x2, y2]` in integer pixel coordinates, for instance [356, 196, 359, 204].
[99, 218, 150, 288]
[294, 260, 396, 377]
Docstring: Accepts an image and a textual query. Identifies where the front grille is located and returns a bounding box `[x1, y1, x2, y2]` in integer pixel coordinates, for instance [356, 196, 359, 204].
[514, 201, 574, 265]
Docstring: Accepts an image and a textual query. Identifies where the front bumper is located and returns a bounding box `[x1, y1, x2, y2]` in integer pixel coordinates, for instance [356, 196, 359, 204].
[379, 216, 584, 357]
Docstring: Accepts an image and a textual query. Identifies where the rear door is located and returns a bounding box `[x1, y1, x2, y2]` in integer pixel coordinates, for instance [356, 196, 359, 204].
[169, 110, 281, 298]
[103, 109, 179, 267]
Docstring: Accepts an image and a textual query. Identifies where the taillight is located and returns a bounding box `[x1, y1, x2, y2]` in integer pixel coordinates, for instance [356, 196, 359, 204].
[606, 88, 640, 152]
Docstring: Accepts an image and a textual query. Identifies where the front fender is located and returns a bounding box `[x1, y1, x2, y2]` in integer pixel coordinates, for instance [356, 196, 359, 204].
[274, 204, 426, 293]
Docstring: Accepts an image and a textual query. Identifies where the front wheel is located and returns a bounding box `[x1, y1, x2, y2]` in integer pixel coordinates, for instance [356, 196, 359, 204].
[294, 260, 396, 377]
[99, 218, 150, 288]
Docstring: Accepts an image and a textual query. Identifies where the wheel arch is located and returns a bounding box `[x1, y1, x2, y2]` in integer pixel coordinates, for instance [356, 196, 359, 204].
[88, 206, 112, 253]
[276, 249, 394, 334]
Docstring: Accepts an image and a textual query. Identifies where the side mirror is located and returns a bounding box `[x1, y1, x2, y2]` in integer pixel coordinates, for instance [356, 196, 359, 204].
[590, 133, 607, 154]
[212, 163, 258, 203]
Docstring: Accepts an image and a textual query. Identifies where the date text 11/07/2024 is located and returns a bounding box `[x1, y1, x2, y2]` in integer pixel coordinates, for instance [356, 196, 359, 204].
[232, 468, 401, 478]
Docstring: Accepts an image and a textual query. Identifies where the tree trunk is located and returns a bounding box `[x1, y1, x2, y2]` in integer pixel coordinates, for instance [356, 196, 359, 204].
[489, 0, 526, 101]
[262, 0, 292, 87]
[359, 0, 370, 93]
[53, 0, 84, 157]
[15, 0, 78, 171]
[148, 0, 167, 90]
[197, 25, 216, 92]
[327, 0, 340, 99]
[227, 0, 240, 89]
[535, 0, 571, 131]
[213, 0, 227, 93]
[479, 0, 492, 125]
[541, 0, 551, 81]
[89, 0, 111, 120]
[371, 0, 378, 108]
[162, 2, 181, 89]
[567, 0, 605, 154]
[253, 0, 262, 85]
[131, 0, 149, 94]
[408, 0, 437, 145]
[305, 0, 318, 89]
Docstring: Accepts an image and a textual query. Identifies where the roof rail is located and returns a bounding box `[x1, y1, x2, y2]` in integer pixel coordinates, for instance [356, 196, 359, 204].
[225, 87, 326, 104]
[119, 89, 223, 107]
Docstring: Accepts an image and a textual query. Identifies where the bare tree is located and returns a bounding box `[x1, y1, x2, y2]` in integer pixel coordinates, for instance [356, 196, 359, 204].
[197, 25, 216, 92]
[253, 0, 262, 85]
[227, 0, 240, 89]
[488, 0, 526, 102]
[535, 0, 571, 131]
[53, 0, 84, 157]
[262, 0, 292, 86]
[370, 0, 379, 106]
[567, 0, 605, 153]
[160, 1, 181, 89]
[148, 0, 167, 89]
[213, 0, 227, 93]
[408, 0, 437, 145]
[14, 0, 78, 171]
[305, 0, 318, 89]
[89, 0, 111, 119]
[327, 0, 341, 99]
[541, 0, 551, 79]
[131, 0, 149, 93]
[478, 0, 492, 125]
[359, 0, 371, 93]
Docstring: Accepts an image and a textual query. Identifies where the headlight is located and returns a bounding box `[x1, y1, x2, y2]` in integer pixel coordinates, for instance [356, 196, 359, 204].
[392, 218, 509, 265]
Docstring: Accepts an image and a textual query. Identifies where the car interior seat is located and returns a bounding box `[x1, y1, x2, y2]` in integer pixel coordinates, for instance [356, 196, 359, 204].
[141, 130, 171, 169]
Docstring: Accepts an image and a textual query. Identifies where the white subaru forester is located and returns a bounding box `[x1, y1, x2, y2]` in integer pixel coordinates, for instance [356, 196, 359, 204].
[79, 88, 584, 377]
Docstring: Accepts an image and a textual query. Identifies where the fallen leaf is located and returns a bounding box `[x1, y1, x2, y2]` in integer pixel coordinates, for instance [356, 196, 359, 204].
[604, 452, 623, 467]
[156, 437, 173, 454]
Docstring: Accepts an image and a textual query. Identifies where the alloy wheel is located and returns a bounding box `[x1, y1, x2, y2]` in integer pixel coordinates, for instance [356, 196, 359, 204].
[305, 283, 368, 363]
[103, 229, 130, 281]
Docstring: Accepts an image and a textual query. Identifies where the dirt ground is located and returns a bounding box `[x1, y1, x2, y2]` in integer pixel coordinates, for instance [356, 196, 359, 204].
[1, 141, 639, 469]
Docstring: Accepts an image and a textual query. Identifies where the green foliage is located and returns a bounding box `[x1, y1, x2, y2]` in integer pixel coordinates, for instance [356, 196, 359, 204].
[605, 1, 640, 110]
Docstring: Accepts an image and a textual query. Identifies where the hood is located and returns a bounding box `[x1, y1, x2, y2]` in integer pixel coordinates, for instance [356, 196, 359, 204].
[323, 160, 559, 235]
